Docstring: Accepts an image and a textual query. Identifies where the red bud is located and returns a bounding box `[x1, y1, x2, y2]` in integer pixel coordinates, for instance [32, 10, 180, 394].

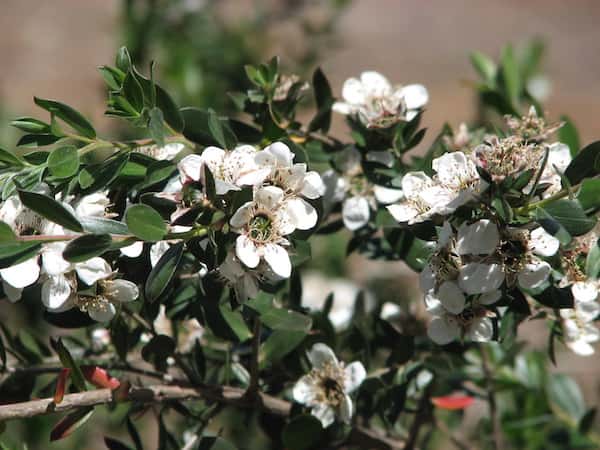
[80, 366, 120, 390]
[431, 395, 474, 410]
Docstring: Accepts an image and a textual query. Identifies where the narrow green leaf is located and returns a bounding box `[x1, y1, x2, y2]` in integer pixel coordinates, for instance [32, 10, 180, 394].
[470, 51, 497, 84]
[50, 337, 87, 391]
[62, 234, 112, 263]
[145, 242, 184, 302]
[558, 115, 580, 157]
[18, 190, 83, 232]
[33, 97, 96, 139]
[0, 147, 24, 167]
[10, 117, 51, 134]
[125, 204, 166, 242]
[501, 45, 521, 109]
[50, 406, 94, 442]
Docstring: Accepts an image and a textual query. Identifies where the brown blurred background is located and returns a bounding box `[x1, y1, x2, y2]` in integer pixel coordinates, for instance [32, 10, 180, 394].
[1, 0, 599, 428]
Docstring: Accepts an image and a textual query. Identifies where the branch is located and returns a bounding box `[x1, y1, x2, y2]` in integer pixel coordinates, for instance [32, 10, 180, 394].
[0, 383, 404, 450]
[480, 346, 504, 450]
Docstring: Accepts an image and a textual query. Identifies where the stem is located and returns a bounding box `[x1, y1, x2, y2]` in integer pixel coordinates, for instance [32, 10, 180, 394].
[480, 345, 504, 450]
[514, 184, 574, 215]
[404, 385, 433, 450]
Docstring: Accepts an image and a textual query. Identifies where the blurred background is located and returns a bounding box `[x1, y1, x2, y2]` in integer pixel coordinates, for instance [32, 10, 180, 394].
[1, 0, 600, 447]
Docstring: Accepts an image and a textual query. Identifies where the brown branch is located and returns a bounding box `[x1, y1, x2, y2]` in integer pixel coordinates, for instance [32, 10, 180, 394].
[404, 385, 433, 450]
[0, 383, 404, 449]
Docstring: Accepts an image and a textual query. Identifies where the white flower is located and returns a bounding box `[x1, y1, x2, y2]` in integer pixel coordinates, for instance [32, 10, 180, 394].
[230, 186, 294, 278]
[332, 71, 428, 128]
[456, 219, 499, 256]
[323, 148, 402, 230]
[432, 151, 484, 210]
[539, 142, 572, 197]
[74, 192, 110, 218]
[458, 263, 504, 295]
[560, 309, 599, 356]
[387, 172, 449, 224]
[90, 328, 111, 352]
[178, 145, 268, 194]
[571, 281, 599, 305]
[136, 143, 185, 160]
[252, 142, 325, 231]
[292, 343, 366, 428]
[426, 295, 493, 345]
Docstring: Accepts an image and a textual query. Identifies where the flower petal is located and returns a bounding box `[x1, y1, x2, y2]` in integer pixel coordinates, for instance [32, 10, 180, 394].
[230, 202, 254, 229]
[400, 84, 429, 110]
[292, 374, 317, 405]
[468, 317, 494, 342]
[103, 279, 139, 303]
[518, 261, 551, 290]
[255, 186, 285, 210]
[150, 241, 170, 267]
[456, 219, 499, 255]
[428, 315, 460, 345]
[75, 257, 111, 286]
[236, 235, 260, 269]
[373, 185, 404, 204]
[301, 171, 326, 199]
[177, 154, 203, 182]
[344, 361, 366, 393]
[458, 263, 504, 295]
[0, 256, 40, 288]
[263, 243, 291, 278]
[88, 301, 117, 322]
[120, 241, 144, 258]
[437, 281, 465, 314]
[307, 343, 338, 369]
[286, 198, 318, 230]
[529, 227, 560, 257]
[42, 243, 71, 276]
[343, 196, 371, 230]
[339, 394, 353, 423]
[571, 281, 598, 303]
[360, 71, 391, 97]
[311, 403, 336, 428]
[341, 77, 366, 105]
[41, 275, 73, 311]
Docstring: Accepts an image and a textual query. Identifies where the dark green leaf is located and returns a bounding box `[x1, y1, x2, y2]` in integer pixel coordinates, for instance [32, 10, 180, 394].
[34, 97, 96, 139]
[259, 330, 305, 367]
[577, 178, 600, 211]
[585, 239, 600, 279]
[541, 199, 596, 236]
[156, 85, 184, 133]
[145, 242, 184, 302]
[141, 335, 175, 372]
[104, 437, 133, 450]
[50, 407, 94, 441]
[122, 72, 144, 113]
[18, 190, 83, 232]
[208, 110, 236, 149]
[63, 234, 112, 263]
[0, 147, 24, 167]
[50, 337, 87, 391]
[125, 204, 166, 242]
[148, 107, 165, 147]
[197, 436, 237, 450]
[246, 297, 312, 332]
[10, 117, 51, 134]
[115, 47, 132, 72]
[80, 217, 129, 235]
[565, 141, 600, 184]
[282, 415, 323, 450]
[0, 221, 17, 243]
[0, 241, 42, 269]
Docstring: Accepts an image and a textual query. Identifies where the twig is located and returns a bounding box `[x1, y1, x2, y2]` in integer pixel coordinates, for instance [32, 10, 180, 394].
[245, 317, 261, 399]
[480, 346, 504, 450]
[404, 386, 433, 450]
[0, 383, 404, 450]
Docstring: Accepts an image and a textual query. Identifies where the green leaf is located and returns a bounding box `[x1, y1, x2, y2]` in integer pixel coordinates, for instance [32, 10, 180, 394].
[535, 206, 571, 245]
[148, 107, 165, 147]
[246, 297, 312, 332]
[219, 303, 252, 342]
[125, 204, 166, 242]
[122, 72, 144, 113]
[470, 51, 497, 84]
[48, 145, 80, 178]
[565, 141, 600, 184]
[50, 406, 94, 442]
[0, 147, 24, 167]
[33, 97, 96, 139]
[259, 330, 305, 367]
[50, 337, 87, 391]
[80, 216, 129, 235]
[500, 45, 521, 110]
[10, 117, 51, 134]
[0, 241, 42, 269]
[308, 67, 333, 133]
[585, 239, 600, 279]
[558, 115, 580, 157]
[62, 234, 112, 263]
[541, 199, 596, 236]
[282, 415, 323, 450]
[18, 190, 83, 232]
[145, 242, 183, 302]
[79, 152, 129, 191]
[208, 110, 236, 149]
[197, 436, 237, 450]
[180, 107, 219, 146]
[546, 373, 586, 424]
[577, 178, 600, 211]
[156, 85, 184, 132]
[0, 221, 17, 243]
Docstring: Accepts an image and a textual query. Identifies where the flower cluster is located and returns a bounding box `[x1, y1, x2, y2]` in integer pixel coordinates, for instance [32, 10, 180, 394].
[178, 141, 325, 289]
[333, 71, 428, 128]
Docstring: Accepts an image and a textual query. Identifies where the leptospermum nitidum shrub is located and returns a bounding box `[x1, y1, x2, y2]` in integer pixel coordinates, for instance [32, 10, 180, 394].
[0, 43, 599, 449]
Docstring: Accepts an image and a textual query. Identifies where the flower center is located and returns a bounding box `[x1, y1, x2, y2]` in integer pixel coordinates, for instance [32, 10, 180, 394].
[248, 213, 274, 243]
[75, 295, 110, 314]
[310, 361, 346, 406]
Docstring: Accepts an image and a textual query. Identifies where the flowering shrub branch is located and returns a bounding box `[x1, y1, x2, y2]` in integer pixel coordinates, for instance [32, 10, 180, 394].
[0, 41, 599, 449]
